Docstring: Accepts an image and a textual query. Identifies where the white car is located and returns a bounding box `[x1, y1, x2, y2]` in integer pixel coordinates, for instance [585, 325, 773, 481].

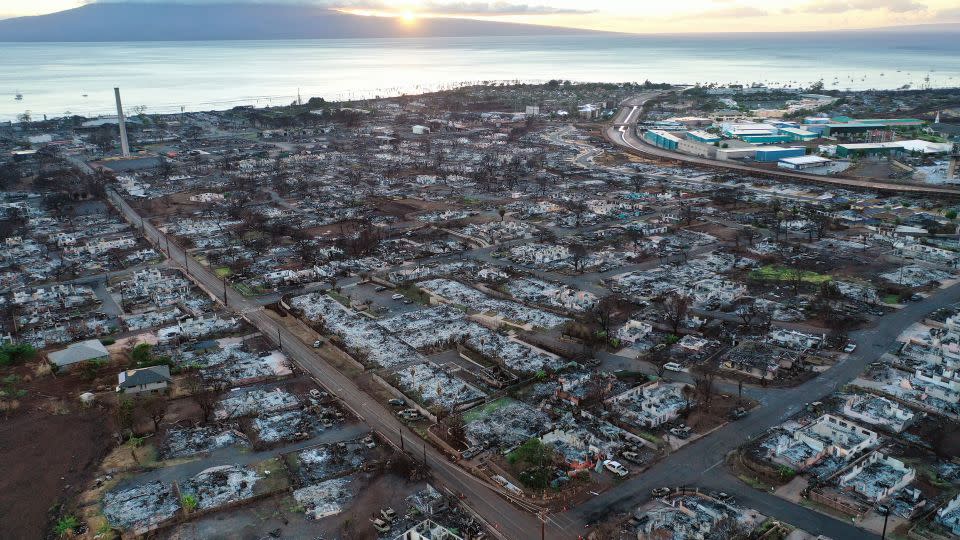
[663, 362, 683, 372]
[603, 460, 629, 477]
[843, 343, 857, 353]
[391, 293, 405, 301]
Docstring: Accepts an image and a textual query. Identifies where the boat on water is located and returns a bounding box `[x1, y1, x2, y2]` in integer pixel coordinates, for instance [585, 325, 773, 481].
[15, 91, 23, 101]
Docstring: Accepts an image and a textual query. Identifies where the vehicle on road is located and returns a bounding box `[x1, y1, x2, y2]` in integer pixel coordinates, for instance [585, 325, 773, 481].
[603, 460, 629, 477]
[663, 362, 683, 372]
[622, 451, 645, 464]
[729, 407, 748, 420]
[374, 285, 387, 292]
[391, 293, 405, 300]
[388, 398, 406, 407]
[651, 487, 671, 498]
[844, 343, 857, 353]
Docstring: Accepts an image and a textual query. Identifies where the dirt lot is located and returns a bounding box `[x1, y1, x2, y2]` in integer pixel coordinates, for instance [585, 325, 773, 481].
[0, 362, 117, 539]
[162, 472, 427, 540]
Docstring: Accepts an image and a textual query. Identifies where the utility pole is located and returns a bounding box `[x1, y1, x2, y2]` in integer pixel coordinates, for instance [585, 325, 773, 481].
[423, 442, 427, 465]
[222, 277, 229, 307]
[277, 328, 282, 350]
[399, 426, 404, 451]
[880, 506, 890, 540]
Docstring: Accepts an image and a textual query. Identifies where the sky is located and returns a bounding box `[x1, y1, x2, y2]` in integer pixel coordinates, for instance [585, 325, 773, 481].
[2, 0, 960, 33]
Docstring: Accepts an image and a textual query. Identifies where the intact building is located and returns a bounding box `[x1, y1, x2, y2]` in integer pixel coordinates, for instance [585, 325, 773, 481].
[778, 155, 832, 170]
[755, 146, 806, 162]
[644, 129, 681, 151]
[686, 130, 721, 144]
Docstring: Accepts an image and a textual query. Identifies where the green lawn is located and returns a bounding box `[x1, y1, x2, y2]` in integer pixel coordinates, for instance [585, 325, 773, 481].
[463, 397, 512, 423]
[234, 283, 255, 297]
[749, 265, 832, 284]
[214, 267, 232, 278]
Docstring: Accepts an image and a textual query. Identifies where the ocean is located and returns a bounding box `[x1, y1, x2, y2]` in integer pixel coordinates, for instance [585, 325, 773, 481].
[2, 32, 959, 121]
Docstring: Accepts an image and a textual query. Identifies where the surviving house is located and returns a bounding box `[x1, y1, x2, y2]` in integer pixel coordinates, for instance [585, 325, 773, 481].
[117, 365, 172, 395]
[47, 339, 109, 370]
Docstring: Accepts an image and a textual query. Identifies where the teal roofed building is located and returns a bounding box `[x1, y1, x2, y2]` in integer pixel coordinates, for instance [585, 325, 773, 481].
[686, 130, 721, 144]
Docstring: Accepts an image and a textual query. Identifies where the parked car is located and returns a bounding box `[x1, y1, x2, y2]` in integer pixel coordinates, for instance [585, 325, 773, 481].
[651, 487, 671, 498]
[669, 426, 691, 439]
[391, 293, 405, 301]
[371, 518, 391, 533]
[663, 362, 683, 372]
[603, 460, 629, 477]
[388, 398, 406, 407]
[843, 343, 857, 353]
[380, 508, 397, 522]
[730, 407, 748, 420]
[622, 451, 645, 464]
[313, 339, 324, 348]
[398, 409, 421, 420]
[374, 285, 387, 292]
[363, 435, 376, 449]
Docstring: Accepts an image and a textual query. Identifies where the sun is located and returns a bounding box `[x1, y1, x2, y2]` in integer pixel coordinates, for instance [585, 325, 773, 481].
[400, 10, 417, 23]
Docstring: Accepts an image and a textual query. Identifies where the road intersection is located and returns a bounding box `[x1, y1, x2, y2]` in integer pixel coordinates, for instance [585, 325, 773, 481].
[103, 102, 960, 536]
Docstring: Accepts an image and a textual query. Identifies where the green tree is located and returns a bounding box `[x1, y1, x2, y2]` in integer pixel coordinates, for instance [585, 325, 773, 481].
[0, 343, 36, 366]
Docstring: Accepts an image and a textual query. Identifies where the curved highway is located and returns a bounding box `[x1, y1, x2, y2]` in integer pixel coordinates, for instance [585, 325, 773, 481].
[606, 97, 960, 196]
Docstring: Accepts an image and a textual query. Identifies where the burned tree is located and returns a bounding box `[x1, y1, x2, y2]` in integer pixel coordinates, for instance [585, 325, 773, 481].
[658, 292, 691, 334]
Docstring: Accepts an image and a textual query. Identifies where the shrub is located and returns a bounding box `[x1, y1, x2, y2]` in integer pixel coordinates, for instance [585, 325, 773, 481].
[181, 494, 198, 513]
[54, 515, 79, 537]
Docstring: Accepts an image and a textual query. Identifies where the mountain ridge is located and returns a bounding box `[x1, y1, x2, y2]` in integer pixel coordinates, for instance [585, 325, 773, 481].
[0, 3, 603, 42]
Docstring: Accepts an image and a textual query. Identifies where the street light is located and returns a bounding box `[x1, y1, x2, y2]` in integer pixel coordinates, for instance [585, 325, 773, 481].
[878, 505, 890, 540]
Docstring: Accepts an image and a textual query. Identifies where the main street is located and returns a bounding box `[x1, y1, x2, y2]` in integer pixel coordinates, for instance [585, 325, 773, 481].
[106, 191, 555, 540]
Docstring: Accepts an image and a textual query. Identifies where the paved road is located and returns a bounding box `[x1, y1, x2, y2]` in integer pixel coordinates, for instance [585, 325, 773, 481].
[106, 190, 553, 540]
[105, 164, 960, 539]
[565, 276, 960, 540]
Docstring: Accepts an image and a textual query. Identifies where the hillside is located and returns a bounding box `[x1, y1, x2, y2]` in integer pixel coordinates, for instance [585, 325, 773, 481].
[0, 3, 597, 42]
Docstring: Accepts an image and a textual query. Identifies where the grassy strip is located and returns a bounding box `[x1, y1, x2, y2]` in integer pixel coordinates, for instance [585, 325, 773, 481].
[749, 265, 832, 284]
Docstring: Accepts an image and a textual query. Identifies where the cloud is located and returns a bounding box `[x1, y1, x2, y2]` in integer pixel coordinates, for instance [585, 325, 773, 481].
[791, 0, 926, 14]
[937, 7, 960, 19]
[672, 5, 769, 19]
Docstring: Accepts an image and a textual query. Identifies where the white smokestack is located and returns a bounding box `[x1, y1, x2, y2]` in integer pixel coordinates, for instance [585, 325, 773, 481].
[114, 87, 130, 157]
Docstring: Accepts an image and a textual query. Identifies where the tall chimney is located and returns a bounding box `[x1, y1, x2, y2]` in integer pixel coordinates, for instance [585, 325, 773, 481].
[114, 87, 130, 157]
